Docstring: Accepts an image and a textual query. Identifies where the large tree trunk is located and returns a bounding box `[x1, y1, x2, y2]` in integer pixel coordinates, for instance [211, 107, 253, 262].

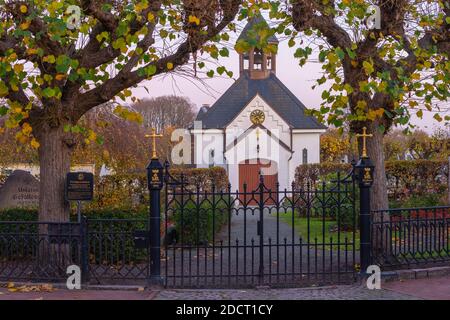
[366, 124, 389, 212]
[366, 122, 391, 259]
[35, 124, 73, 275]
[37, 125, 72, 223]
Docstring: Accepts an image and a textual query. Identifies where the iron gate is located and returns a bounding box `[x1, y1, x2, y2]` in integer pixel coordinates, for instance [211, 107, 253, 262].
[162, 167, 358, 288]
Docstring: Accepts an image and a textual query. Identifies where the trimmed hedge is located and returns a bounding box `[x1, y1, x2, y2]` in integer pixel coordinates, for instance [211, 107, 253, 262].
[295, 160, 449, 206]
[0, 207, 148, 222]
[87, 166, 228, 210]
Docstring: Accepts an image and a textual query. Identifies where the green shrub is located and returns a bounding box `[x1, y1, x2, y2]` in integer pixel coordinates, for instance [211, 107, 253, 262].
[0, 208, 150, 265]
[389, 193, 446, 209]
[0, 207, 148, 222]
[173, 197, 230, 245]
[295, 160, 449, 208]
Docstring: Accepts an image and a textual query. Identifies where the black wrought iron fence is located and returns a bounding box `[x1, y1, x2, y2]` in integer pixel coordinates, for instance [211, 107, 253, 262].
[371, 206, 450, 268]
[0, 218, 150, 285]
[86, 218, 149, 284]
[0, 221, 81, 282]
[162, 170, 359, 288]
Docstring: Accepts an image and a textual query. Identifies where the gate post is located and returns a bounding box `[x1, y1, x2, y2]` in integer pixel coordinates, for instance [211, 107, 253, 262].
[354, 128, 375, 274]
[80, 215, 89, 284]
[258, 174, 265, 282]
[147, 157, 164, 285]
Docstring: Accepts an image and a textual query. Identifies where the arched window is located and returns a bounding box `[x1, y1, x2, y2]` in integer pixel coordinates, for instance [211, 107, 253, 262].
[209, 149, 215, 167]
[302, 148, 308, 165]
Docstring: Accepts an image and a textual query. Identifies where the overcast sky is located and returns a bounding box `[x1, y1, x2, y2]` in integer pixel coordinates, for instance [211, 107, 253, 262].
[131, 37, 449, 134]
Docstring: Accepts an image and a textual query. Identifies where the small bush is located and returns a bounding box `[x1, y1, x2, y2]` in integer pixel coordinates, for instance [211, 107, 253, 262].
[389, 193, 446, 209]
[173, 197, 230, 245]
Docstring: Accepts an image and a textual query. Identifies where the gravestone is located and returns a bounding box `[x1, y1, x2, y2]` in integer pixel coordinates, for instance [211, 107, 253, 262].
[0, 170, 39, 209]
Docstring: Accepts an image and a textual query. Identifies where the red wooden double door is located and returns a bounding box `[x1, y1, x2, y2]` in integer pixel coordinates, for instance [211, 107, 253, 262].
[238, 159, 278, 205]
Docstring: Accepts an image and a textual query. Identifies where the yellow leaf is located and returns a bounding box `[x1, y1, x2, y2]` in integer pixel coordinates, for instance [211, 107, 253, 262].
[88, 130, 97, 141]
[27, 48, 38, 55]
[20, 21, 30, 30]
[13, 64, 24, 73]
[55, 74, 66, 81]
[31, 138, 40, 149]
[22, 123, 32, 135]
[188, 15, 200, 26]
[409, 100, 418, 108]
[356, 100, 367, 110]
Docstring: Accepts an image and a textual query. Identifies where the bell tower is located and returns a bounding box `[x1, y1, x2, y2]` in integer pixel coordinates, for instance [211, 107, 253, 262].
[237, 15, 279, 80]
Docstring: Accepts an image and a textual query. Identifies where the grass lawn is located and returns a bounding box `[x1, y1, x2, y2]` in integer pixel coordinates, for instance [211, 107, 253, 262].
[280, 211, 360, 250]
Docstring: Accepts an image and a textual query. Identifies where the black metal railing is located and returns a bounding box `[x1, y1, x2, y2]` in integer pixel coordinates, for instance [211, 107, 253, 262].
[162, 170, 359, 288]
[371, 206, 450, 268]
[0, 218, 150, 284]
[0, 221, 82, 282]
[86, 218, 149, 284]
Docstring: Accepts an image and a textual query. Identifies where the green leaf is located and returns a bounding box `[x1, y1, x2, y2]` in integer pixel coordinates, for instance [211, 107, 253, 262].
[362, 60, 374, 75]
[146, 65, 157, 76]
[318, 51, 327, 63]
[216, 66, 225, 75]
[0, 105, 8, 116]
[42, 87, 55, 98]
[335, 48, 345, 60]
[219, 48, 229, 57]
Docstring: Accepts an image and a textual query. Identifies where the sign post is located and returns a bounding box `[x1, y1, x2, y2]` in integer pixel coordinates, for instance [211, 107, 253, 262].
[65, 172, 94, 221]
[146, 129, 164, 285]
[354, 127, 375, 274]
[65, 171, 94, 284]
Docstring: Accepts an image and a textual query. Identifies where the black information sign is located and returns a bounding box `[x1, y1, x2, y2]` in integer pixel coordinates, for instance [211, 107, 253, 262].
[65, 172, 94, 201]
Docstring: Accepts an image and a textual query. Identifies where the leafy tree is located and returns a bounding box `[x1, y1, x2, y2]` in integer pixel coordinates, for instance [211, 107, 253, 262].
[0, 118, 38, 167]
[407, 128, 450, 159]
[383, 129, 409, 161]
[320, 128, 354, 163]
[0, 0, 242, 222]
[270, 0, 450, 211]
[133, 95, 196, 132]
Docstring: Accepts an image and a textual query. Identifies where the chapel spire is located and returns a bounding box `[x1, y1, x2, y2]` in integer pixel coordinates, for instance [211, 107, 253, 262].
[236, 14, 279, 80]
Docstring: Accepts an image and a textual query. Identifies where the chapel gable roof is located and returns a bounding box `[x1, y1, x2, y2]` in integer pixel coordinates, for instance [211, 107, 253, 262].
[195, 72, 327, 130]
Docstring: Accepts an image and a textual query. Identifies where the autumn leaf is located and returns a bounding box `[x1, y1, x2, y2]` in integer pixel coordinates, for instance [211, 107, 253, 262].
[31, 138, 40, 149]
[188, 15, 200, 26]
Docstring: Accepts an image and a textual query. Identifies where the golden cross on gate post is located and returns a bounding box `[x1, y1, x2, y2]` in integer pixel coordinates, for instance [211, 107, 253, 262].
[145, 128, 163, 159]
[356, 127, 373, 158]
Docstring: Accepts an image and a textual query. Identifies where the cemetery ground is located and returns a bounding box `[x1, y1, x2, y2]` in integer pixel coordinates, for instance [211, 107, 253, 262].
[0, 275, 449, 300]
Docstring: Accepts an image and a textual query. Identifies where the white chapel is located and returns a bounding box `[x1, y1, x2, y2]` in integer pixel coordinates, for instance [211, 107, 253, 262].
[189, 16, 326, 192]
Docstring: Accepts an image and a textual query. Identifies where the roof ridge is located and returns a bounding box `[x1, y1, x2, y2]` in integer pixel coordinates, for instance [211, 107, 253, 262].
[199, 75, 248, 126]
[268, 74, 326, 128]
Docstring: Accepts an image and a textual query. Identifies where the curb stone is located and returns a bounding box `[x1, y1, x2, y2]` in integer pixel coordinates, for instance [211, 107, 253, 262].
[381, 266, 450, 282]
[1, 266, 449, 291]
[0, 281, 148, 291]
